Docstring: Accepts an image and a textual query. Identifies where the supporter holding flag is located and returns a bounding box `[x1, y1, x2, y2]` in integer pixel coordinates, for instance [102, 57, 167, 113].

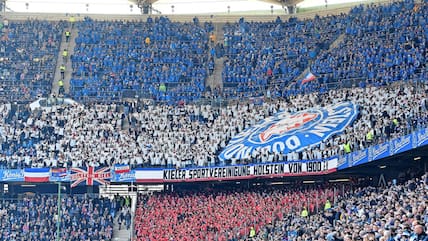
[300, 72, 317, 86]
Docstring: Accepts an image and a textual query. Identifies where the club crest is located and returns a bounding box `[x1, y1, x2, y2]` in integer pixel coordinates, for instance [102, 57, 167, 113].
[219, 102, 358, 161]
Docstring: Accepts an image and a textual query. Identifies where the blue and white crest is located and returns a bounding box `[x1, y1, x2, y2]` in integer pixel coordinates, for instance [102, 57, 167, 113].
[389, 134, 412, 155]
[112, 170, 136, 182]
[369, 143, 390, 161]
[0, 169, 24, 181]
[416, 128, 428, 147]
[219, 102, 358, 161]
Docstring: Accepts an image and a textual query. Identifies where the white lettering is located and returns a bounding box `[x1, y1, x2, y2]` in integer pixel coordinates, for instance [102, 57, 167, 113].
[308, 124, 334, 138]
[236, 146, 253, 159]
[393, 136, 411, 153]
[308, 105, 353, 137]
[285, 135, 301, 150]
[417, 130, 428, 146]
[272, 141, 285, 153]
[352, 150, 367, 165]
[222, 143, 245, 160]
[372, 144, 388, 159]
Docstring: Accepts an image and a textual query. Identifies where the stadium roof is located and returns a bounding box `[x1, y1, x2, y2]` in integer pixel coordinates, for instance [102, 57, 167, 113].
[2, 0, 376, 14]
[128, 0, 304, 8]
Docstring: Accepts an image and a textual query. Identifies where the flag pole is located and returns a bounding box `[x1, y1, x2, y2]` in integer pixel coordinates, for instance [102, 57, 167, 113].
[56, 182, 61, 241]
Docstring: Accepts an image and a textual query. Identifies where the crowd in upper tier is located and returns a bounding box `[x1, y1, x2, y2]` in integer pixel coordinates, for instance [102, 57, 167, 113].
[134, 171, 428, 241]
[70, 16, 212, 103]
[310, 2, 427, 88]
[0, 1, 426, 104]
[0, 19, 65, 102]
[0, 1, 425, 168]
[0, 194, 116, 241]
[221, 14, 344, 98]
[220, 0, 427, 99]
[0, 81, 427, 168]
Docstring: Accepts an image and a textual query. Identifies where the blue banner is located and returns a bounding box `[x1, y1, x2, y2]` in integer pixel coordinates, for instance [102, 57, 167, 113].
[0, 169, 24, 181]
[335, 128, 428, 170]
[415, 128, 428, 147]
[219, 102, 359, 161]
[112, 170, 136, 182]
[389, 134, 412, 155]
[349, 149, 369, 167]
[336, 155, 349, 170]
[368, 142, 390, 162]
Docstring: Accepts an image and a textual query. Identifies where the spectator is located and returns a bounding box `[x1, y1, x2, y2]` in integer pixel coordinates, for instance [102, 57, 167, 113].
[0, 81, 427, 168]
[70, 16, 211, 104]
[65, 30, 70, 42]
[0, 20, 65, 102]
[411, 224, 428, 241]
[0, 194, 115, 240]
[135, 185, 336, 241]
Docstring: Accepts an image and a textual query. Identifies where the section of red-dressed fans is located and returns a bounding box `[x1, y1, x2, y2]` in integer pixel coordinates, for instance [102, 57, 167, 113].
[134, 187, 336, 241]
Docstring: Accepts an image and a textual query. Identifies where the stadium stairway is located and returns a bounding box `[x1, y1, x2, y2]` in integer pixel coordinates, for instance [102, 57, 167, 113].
[214, 22, 225, 44]
[206, 23, 225, 91]
[207, 57, 225, 90]
[100, 185, 137, 241]
[51, 25, 77, 96]
[328, 33, 346, 50]
[113, 221, 132, 241]
[112, 196, 137, 241]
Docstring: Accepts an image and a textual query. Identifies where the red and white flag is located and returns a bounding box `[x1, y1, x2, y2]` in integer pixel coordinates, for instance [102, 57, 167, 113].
[300, 72, 316, 85]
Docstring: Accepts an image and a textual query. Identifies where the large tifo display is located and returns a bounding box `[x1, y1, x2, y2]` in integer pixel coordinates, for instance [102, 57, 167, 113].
[0, 128, 427, 185]
[219, 102, 358, 161]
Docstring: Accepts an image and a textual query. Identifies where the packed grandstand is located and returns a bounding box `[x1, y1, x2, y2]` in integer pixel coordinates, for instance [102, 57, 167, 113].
[0, 0, 427, 240]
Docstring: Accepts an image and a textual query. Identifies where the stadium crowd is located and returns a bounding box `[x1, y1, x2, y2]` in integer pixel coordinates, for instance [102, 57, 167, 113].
[0, 1, 425, 169]
[135, 185, 336, 241]
[0, 20, 65, 102]
[134, 172, 428, 241]
[0, 194, 115, 241]
[0, 1, 425, 104]
[0, 2, 426, 241]
[0, 80, 427, 168]
[310, 1, 428, 88]
[219, 0, 427, 99]
[221, 14, 344, 98]
[252, 173, 428, 241]
[70, 16, 212, 103]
